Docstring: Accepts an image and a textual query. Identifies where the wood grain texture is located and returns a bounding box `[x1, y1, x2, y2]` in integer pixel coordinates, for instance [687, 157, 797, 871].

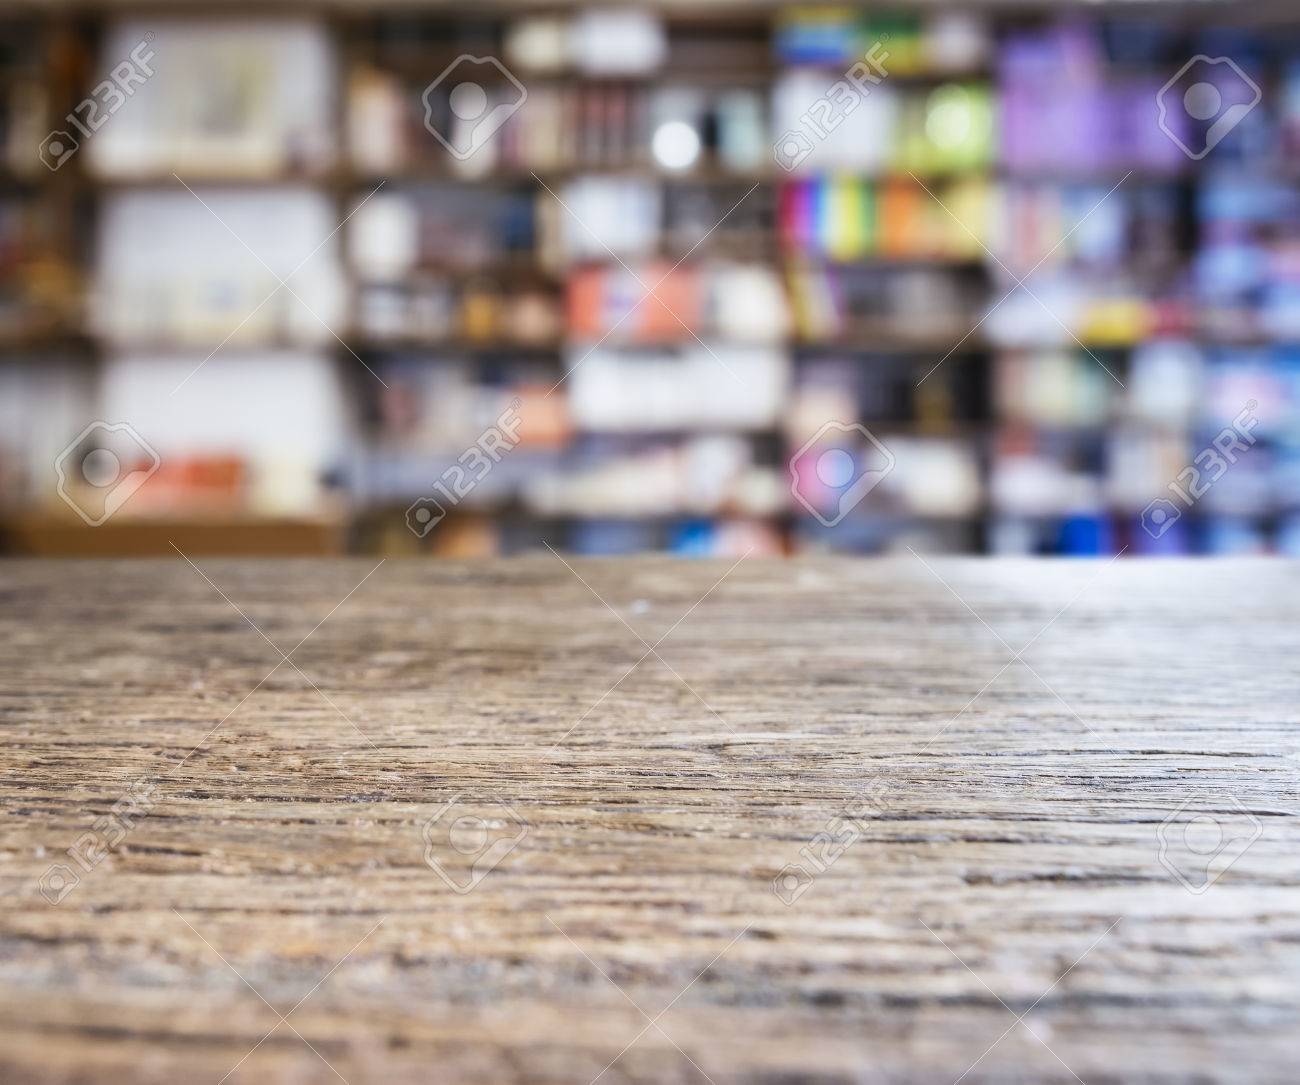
[1, 556, 1298, 1084]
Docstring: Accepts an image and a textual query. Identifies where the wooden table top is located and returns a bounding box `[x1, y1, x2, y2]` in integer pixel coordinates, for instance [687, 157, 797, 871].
[1, 557, 1298, 1084]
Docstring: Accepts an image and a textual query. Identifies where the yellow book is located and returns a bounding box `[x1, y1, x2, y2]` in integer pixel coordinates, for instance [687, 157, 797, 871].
[827, 177, 864, 261]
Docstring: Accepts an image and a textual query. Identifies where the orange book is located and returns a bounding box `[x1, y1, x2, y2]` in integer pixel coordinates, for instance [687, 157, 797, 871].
[879, 180, 924, 258]
[566, 265, 606, 340]
[637, 262, 700, 342]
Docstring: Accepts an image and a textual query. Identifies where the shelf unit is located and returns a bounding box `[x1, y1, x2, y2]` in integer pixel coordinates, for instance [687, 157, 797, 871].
[3, 2, 1300, 555]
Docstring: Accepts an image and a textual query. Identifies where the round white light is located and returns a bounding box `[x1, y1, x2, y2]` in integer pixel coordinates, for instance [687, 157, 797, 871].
[652, 120, 701, 171]
[926, 86, 974, 148]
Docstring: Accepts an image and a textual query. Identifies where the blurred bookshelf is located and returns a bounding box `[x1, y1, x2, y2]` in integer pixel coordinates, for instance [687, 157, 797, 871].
[2, 3, 1300, 556]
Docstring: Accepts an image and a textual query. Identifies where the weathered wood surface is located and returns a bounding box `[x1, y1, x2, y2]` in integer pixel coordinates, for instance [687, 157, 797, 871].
[1, 557, 1298, 1084]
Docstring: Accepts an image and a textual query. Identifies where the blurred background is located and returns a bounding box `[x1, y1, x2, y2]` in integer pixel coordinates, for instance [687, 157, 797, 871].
[1, 0, 1298, 558]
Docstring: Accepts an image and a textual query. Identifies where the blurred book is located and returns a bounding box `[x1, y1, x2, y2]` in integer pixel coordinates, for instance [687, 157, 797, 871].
[88, 18, 335, 179]
[94, 187, 343, 346]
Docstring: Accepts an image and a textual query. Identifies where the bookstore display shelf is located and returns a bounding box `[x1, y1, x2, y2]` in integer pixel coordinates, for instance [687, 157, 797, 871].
[4, 2, 1300, 557]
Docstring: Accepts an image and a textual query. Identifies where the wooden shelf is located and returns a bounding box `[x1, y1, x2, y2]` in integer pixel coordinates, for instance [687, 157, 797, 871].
[92, 170, 341, 189]
[0, 326, 95, 354]
[351, 335, 565, 353]
[0, 512, 347, 556]
[790, 330, 993, 353]
[348, 163, 998, 186]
